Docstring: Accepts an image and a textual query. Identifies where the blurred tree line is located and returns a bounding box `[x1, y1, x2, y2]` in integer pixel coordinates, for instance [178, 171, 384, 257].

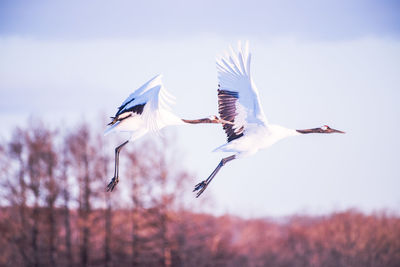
[0, 121, 399, 267]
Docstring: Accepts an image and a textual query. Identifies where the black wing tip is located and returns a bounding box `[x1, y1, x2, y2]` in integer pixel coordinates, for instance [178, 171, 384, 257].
[115, 103, 146, 117]
[108, 102, 146, 125]
[217, 89, 244, 143]
[227, 132, 243, 142]
[218, 89, 239, 98]
[117, 97, 136, 112]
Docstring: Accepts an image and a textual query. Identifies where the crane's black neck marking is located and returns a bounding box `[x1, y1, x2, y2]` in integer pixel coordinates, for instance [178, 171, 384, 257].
[296, 128, 324, 134]
[296, 127, 345, 134]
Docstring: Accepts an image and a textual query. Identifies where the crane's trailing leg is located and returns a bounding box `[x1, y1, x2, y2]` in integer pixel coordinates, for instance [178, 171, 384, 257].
[106, 140, 129, 192]
[193, 155, 236, 198]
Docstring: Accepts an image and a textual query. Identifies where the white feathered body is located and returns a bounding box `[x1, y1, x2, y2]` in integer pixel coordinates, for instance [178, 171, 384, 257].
[214, 124, 299, 157]
[104, 74, 183, 141]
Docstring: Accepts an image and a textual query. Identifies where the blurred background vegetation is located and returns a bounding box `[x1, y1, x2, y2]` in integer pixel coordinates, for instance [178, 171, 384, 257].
[0, 121, 399, 267]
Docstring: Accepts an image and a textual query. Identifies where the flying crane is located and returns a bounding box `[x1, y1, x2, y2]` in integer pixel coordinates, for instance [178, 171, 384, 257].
[193, 42, 345, 197]
[105, 74, 227, 191]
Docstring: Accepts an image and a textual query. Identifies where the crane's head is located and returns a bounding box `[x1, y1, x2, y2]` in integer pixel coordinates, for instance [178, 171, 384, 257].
[296, 125, 345, 134]
[320, 125, 345, 134]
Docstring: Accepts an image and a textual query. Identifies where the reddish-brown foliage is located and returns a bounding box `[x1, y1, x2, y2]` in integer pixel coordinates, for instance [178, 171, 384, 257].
[0, 123, 399, 267]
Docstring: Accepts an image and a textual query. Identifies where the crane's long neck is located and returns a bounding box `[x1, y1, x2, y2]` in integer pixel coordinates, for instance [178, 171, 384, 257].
[296, 127, 345, 134]
[268, 124, 301, 139]
[296, 128, 324, 134]
[162, 111, 220, 127]
[181, 117, 219, 124]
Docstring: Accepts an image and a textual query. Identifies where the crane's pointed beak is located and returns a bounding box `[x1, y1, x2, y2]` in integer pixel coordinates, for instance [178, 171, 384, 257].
[332, 128, 345, 134]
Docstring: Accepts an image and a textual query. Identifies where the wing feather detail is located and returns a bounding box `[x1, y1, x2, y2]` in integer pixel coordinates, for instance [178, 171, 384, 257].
[218, 89, 244, 142]
[107, 74, 176, 133]
[216, 41, 268, 142]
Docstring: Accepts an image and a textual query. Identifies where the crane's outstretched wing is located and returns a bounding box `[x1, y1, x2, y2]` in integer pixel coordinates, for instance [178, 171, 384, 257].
[217, 42, 268, 142]
[106, 74, 175, 132]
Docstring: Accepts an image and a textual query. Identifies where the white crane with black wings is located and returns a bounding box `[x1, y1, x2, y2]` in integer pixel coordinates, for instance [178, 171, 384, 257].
[193, 42, 345, 197]
[105, 74, 227, 191]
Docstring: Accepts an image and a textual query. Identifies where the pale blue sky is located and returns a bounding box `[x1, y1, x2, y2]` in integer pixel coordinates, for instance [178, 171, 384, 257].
[1, 0, 399, 40]
[1, 1, 399, 217]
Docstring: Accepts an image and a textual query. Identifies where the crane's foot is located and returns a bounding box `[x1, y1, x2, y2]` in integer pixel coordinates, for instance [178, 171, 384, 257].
[106, 177, 119, 192]
[193, 180, 208, 198]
